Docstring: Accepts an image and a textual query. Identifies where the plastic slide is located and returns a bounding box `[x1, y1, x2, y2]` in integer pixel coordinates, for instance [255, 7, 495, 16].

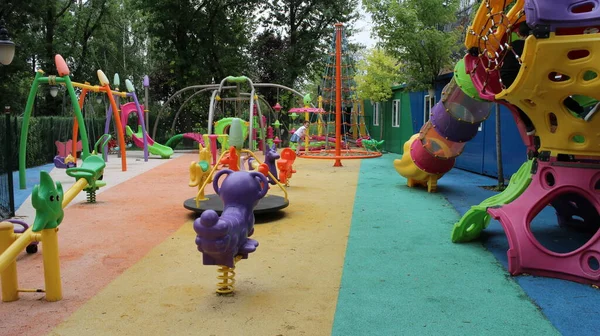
[450, 159, 533, 243]
[165, 133, 205, 149]
[394, 59, 493, 192]
[126, 125, 174, 159]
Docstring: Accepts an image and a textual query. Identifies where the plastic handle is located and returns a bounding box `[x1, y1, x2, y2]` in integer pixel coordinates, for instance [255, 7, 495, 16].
[65, 168, 94, 182]
[213, 169, 233, 195]
[226, 76, 248, 84]
[94, 134, 112, 154]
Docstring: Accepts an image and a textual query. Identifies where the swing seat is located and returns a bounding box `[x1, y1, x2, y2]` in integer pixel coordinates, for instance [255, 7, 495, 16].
[55, 139, 82, 157]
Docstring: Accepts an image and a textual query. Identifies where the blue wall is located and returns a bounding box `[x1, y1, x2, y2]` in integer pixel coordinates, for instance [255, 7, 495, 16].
[452, 103, 527, 179]
[480, 104, 528, 177]
[410, 75, 527, 179]
[410, 91, 426, 133]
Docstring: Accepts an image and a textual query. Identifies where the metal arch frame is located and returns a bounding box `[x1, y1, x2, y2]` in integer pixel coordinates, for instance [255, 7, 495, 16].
[172, 90, 277, 137]
[169, 87, 218, 135]
[152, 84, 220, 139]
[152, 81, 311, 140]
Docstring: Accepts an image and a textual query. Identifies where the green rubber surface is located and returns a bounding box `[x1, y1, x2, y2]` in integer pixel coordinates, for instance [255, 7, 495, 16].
[331, 156, 558, 336]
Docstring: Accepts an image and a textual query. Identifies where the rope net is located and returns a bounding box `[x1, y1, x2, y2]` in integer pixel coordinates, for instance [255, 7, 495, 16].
[466, 0, 525, 94]
[302, 24, 378, 158]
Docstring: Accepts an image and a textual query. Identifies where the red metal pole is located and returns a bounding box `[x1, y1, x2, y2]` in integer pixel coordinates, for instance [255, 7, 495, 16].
[334, 23, 343, 167]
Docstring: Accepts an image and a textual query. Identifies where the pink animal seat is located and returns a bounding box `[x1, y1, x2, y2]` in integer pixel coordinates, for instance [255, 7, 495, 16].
[487, 160, 600, 285]
[55, 139, 82, 157]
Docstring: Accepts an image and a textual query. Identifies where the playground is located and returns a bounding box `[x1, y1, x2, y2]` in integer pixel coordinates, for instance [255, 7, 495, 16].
[1, 152, 597, 336]
[2, 0, 600, 335]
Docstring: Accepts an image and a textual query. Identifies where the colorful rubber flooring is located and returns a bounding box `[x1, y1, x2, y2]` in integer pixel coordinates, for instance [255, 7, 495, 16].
[1, 154, 598, 335]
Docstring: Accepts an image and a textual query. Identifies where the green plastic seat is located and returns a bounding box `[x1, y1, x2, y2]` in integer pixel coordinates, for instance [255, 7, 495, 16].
[66, 155, 106, 186]
[199, 161, 210, 172]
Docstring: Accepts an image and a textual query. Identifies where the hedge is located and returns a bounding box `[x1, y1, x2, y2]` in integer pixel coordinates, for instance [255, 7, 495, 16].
[0, 116, 107, 170]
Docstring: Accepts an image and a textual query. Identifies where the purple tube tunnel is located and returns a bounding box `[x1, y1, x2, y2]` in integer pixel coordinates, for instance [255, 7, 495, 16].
[409, 75, 491, 176]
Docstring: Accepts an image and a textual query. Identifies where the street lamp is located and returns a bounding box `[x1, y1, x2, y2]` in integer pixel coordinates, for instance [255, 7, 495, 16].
[0, 19, 15, 65]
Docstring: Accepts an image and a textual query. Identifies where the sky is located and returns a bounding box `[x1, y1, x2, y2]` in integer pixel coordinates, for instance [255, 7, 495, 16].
[350, 5, 379, 49]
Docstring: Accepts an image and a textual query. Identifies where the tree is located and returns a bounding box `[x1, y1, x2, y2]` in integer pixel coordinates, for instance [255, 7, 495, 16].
[355, 48, 402, 102]
[262, 0, 359, 88]
[363, 0, 462, 91]
[257, 0, 359, 145]
[133, 0, 259, 95]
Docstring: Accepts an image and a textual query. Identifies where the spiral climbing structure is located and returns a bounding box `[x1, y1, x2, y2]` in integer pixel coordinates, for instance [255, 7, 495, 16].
[394, 56, 493, 192]
[449, 0, 600, 286]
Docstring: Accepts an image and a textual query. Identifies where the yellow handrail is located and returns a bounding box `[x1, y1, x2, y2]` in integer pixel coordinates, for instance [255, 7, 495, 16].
[60, 81, 128, 98]
[62, 178, 89, 208]
[195, 149, 289, 205]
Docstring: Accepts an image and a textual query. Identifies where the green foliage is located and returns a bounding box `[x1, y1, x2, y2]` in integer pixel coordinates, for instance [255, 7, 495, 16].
[355, 48, 402, 102]
[363, 0, 463, 90]
[133, 0, 259, 92]
[1, 0, 361, 156]
[261, 0, 359, 88]
[0, 117, 107, 169]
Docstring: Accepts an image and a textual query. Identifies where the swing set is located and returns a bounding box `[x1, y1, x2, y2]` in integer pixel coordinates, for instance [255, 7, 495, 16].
[18, 55, 128, 189]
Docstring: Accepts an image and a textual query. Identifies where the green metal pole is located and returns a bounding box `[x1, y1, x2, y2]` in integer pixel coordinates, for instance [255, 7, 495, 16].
[63, 76, 90, 160]
[19, 72, 91, 189]
[18, 72, 42, 189]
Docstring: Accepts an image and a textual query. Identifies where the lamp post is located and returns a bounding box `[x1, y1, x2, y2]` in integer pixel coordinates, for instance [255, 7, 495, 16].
[0, 19, 15, 65]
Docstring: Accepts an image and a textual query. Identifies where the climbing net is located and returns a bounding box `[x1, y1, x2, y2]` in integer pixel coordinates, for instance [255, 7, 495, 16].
[319, 25, 371, 146]
[465, 0, 525, 92]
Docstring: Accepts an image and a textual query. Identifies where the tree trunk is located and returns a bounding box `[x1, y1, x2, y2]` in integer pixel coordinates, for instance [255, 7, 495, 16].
[495, 103, 505, 189]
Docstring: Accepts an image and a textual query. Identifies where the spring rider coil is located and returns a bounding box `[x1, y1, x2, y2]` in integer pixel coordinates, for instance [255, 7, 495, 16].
[193, 169, 269, 294]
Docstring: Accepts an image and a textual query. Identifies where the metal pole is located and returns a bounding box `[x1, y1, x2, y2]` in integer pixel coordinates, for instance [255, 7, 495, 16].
[5, 106, 15, 217]
[495, 103, 505, 189]
[334, 23, 343, 167]
[144, 75, 150, 133]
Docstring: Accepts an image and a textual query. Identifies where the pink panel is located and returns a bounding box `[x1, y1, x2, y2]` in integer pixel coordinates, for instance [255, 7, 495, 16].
[464, 54, 503, 101]
[487, 160, 600, 285]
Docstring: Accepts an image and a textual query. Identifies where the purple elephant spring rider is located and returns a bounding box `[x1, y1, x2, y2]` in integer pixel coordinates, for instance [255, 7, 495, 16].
[193, 169, 269, 294]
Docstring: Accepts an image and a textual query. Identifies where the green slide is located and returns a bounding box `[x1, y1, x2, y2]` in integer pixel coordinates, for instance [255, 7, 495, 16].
[165, 134, 184, 149]
[451, 159, 534, 243]
[126, 125, 174, 159]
